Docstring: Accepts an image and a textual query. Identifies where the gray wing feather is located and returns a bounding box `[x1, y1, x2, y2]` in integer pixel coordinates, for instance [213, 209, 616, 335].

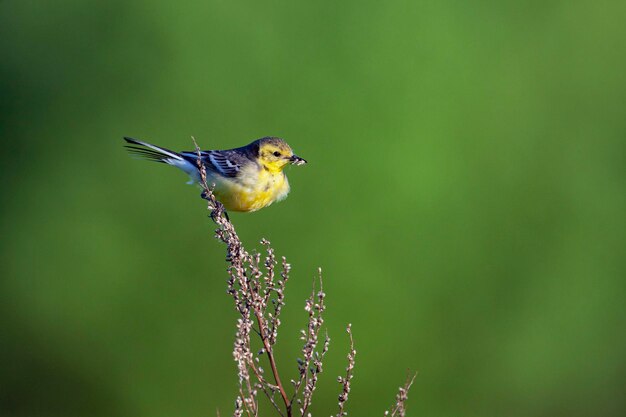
[181, 150, 248, 178]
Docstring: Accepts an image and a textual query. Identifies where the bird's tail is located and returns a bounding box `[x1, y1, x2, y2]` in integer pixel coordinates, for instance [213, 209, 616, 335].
[124, 137, 184, 163]
[123, 137, 200, 183]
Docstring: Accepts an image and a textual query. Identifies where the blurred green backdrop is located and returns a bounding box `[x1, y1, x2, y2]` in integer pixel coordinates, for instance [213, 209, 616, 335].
[1, 1, 625, 416]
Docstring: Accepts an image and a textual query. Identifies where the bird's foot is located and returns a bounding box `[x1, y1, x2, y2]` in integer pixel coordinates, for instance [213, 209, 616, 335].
[209, 201, 230, 223]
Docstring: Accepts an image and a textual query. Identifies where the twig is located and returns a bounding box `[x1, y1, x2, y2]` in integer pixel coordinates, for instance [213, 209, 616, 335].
[384, 372, 417, 417]
[335, 324, 356, 417]
[291, 269, 329, 416]
[255, 309, 291, 412]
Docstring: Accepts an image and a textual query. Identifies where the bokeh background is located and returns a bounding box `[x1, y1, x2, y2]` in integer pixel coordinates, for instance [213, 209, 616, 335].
[1, 1, 625, 416]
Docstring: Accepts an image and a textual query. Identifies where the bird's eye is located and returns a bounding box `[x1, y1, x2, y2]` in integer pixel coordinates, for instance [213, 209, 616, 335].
[273, 151, 281, 157]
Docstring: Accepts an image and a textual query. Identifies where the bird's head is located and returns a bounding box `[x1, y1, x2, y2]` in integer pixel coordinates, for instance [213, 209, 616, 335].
[254, 137, 307, 173]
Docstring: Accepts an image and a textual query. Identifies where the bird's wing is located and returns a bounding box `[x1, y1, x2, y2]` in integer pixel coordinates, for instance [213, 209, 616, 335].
[181, 149, 247, 178]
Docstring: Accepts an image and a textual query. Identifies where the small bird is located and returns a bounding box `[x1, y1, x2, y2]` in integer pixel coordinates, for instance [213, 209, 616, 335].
[124, 136, 307, 212]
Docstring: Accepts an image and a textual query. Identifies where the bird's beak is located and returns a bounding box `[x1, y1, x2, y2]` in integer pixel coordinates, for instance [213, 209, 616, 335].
[289, 155, 307, 166]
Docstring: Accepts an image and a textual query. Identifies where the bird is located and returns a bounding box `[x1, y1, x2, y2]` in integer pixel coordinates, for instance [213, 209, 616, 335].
[123, 136, 307, 212]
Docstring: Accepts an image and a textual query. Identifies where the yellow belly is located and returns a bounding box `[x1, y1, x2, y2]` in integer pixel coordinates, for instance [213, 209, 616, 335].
[211, 170, 290, 212]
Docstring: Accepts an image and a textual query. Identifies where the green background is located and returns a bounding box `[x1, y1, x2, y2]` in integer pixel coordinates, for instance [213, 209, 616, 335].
[1, 1, 625, 416]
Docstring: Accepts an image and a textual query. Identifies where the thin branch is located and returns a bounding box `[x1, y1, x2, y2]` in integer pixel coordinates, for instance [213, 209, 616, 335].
[335, 324, 356, 417]
[384, 372, 417, 417]
[254, 309, 291, 413]
[292, 269, 329, 416]
[248, 359, 285, 417]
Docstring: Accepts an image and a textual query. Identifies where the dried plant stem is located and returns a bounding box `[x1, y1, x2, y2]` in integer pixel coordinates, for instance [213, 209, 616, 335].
[248, 359, 284, 416]
[335, 324, 356, 417]
[255, 309, 291, 411]
[292, 270, 328, 416]
[384, 372, 417, 417]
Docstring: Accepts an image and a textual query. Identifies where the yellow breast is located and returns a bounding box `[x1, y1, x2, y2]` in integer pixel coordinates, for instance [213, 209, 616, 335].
[211, 168, 290, 212]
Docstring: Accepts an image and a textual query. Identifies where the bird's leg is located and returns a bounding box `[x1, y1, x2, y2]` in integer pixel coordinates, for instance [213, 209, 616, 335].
[207, 200, 230, 223]
[199, 189, 230, 222]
